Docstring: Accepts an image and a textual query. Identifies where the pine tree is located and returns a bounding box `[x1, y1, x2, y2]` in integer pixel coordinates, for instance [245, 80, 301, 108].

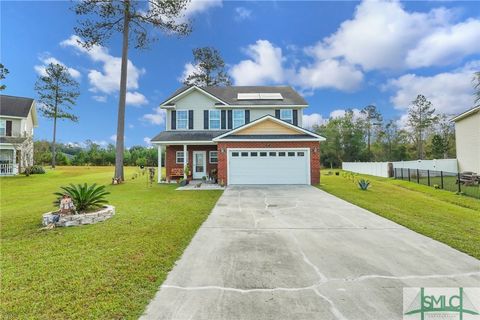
[407, 94, 438, 159]
[183, 47, 232, 86]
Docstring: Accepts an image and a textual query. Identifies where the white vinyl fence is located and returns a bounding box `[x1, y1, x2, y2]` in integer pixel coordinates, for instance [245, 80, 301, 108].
[392, 159, 458, 173]
[342, 162, 391, 177]
[342, 159, 459, 177]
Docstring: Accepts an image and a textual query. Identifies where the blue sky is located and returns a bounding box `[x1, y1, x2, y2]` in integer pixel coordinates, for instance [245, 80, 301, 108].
[1, 0, 479, 147]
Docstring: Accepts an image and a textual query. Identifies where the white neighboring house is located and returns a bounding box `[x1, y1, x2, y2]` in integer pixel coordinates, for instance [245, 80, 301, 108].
[452, 106, 480, 174]
[0, 94, 38, 175]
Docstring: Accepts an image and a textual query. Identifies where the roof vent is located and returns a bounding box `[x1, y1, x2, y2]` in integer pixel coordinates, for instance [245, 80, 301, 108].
[237, 93, 283, 100]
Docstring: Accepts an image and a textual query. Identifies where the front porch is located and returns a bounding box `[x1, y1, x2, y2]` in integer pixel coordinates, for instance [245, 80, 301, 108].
[156, 143, 219, 183]
[0, 148, 18, 175]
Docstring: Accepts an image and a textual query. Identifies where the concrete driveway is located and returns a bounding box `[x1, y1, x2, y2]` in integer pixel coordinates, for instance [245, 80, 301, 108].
[141, 185, 480, 320]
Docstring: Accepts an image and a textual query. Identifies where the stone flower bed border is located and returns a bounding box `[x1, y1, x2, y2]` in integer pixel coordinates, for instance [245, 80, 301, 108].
[42, 205, 115, 227]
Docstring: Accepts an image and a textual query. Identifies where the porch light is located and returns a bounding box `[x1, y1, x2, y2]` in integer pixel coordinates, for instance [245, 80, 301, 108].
[221, 147, 226, 153]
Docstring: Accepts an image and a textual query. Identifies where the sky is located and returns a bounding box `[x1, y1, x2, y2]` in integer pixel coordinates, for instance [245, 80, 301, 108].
[1, 0, 480, 147]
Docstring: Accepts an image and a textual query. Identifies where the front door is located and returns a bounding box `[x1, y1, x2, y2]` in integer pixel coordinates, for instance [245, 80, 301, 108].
[193, 151, 206, 179]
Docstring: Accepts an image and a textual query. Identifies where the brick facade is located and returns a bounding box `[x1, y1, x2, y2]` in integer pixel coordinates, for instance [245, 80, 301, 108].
[216, 141, 321, 185]
[165, 145, 218, 181]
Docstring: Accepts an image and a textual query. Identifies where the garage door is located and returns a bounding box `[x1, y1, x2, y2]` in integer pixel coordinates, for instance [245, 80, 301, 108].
[228, 149, 310, 185]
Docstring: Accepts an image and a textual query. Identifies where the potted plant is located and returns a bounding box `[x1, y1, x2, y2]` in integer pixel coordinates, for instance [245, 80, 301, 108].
[210, 168, 218, 184]
[184, 164, 191, 180]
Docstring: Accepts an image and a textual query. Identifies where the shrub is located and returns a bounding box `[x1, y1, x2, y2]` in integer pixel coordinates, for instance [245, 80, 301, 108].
[54, 183, 110, 212]
[24, 165, 45, 175]
[358, 179, 370, 191]
[433, 184, 440, 189]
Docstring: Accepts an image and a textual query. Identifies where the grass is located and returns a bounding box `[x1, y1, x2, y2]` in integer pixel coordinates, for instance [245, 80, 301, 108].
[0, 166, 222, 319]
[318, 171, 480, 259]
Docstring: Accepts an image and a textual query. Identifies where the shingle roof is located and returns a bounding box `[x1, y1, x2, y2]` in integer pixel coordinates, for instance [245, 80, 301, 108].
[151, 130, 228, 142]
[0, 94, 35, 118]
[161, 86, 308, 106]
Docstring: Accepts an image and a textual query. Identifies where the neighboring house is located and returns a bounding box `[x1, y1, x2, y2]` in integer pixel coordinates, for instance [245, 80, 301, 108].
[452, 106, 480, 173]
[151, 86, 325, 185]
[0, 94, 38, 175]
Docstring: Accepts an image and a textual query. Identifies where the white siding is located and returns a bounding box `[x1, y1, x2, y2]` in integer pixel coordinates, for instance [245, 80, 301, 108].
[455, 111, 480, 173]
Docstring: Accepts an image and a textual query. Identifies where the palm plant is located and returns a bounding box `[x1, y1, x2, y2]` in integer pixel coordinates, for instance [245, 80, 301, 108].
[54, 183, 110, 212]
[358, 179, 370, 191]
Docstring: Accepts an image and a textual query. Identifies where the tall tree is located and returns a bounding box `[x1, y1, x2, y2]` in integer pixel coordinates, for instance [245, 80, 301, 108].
[74, 0, 191, 181]
[360, 105, 382, 160]
[35, 63, 80, 168]
[407, 94, 438, 159]
[0, 63, 9, 91]
[183, 47, 232, 86]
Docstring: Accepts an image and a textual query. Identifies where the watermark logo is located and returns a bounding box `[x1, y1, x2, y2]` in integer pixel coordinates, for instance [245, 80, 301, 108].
[403, 287, 480, 320]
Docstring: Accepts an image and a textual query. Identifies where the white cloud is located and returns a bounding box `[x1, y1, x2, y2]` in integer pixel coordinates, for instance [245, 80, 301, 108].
[92, 95, 107, 103]
[235, 7, 252, 22]
[92, 140, 108, 147]
[307, 0, 480, 70]
[178, 62, 201, 83]
[142, 107, 166, 125]
[386, 62, 477, 114]
[183, 0, 222, 19]
[295, 58, 363, 92]
[126, 91, 148, 106]
[61, 35, 145, 94]
[34, 56, 81, 79]
[143, 137, 151, 145]
[302, 113, 327, 129]
[406, 19, 480, 68]
[329, 108, 362, 119]
[128, 124, 135, 129]
[110, 134, 117, 142]
[230, 40, 285, 85]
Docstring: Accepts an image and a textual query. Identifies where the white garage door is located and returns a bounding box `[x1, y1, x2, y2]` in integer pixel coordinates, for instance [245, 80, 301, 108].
[228, 149, 310, 185]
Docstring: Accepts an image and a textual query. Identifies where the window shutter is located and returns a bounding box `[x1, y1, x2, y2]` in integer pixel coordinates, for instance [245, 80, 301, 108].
[6, 121, 12, 136]
[221, 110, 226, 129]
[227, 110, 232, 129]
[245, 110, 250, 124]
[188, 110, 194, 129]
[293, 110, 298, 126]
[275, 109, 280, 119]
[171, 111, 176, 130]
[204, 110, 209, 129]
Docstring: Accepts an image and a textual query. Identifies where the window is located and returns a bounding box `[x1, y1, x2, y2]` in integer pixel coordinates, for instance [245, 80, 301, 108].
[241, 152, 249, 157]
[280, 109, 293, 123]
[278, 152, 286, 157]
[0, 120, 5, 136]
[233, 110, 245, 129]
[209, 151, 218, 164]
[209, 110, 220, 130]
[176, 151, 185, 164]
[259, 152, 267, 157]
[297, 152, 305, 157]
[288, 152, 295, 157]
[250, 152, 258, 157]
[176, 110, 188, 130]
[269, 152, 276, 157]
[232, 152, 239, 157]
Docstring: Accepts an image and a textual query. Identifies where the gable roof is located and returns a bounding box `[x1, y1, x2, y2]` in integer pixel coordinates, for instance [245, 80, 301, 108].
[160, 85, 308, 107]
[451, 106, 480, 122]
[213, 115, 325, 141]
[0, 94, 35, 118]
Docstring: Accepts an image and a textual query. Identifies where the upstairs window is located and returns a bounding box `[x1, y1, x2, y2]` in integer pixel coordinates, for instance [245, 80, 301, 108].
[176, 110, 188, 130]
[233, 110, 245, 129]
[0, 120, 5, 136]
[280, 109, 293, 124]
[209, 110, 221, 130]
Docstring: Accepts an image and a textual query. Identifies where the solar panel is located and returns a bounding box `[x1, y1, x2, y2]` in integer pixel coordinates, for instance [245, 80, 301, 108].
[237, 93, 283, 100]
[237, 93, 260, 100]
[259, 93, 283, 100]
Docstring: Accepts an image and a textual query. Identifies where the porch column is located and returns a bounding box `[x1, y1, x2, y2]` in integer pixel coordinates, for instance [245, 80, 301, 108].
[183, 144, 188, 179]
[157, 144, 162, 183]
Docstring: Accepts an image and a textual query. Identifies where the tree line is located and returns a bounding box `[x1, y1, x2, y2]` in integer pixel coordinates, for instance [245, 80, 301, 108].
[313, 94, 457, 168]
[33, 140, 159, 167]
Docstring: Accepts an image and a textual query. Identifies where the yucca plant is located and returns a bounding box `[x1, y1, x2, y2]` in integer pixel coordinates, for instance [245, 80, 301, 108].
[54, 183, 110, 212]
[358, 179, 370, 191]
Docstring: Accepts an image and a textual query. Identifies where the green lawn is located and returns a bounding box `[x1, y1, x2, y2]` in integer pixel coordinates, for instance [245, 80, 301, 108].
[318, 171, 480, 259]
[0, 166, 222, 319]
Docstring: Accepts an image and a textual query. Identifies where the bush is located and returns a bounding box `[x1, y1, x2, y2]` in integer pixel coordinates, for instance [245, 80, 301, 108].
[358, 179, 370, 191]
[54, 183, 110, 212]
[24, 165, 45, 175]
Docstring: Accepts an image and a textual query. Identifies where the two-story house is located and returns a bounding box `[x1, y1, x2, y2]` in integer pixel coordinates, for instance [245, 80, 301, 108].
[0, 94, 38, 175]
[151, 86, 325, 185]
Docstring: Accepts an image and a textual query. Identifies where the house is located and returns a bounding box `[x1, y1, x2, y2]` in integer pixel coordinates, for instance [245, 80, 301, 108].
[151, 86, 325, 185]
[452, 106, 480, 173]
[0, 94, 38, 175]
